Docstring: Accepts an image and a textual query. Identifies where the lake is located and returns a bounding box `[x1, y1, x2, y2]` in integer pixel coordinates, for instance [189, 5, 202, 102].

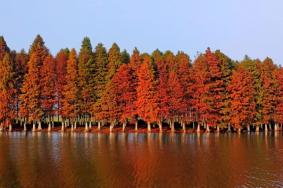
[0, 132, 283, 187]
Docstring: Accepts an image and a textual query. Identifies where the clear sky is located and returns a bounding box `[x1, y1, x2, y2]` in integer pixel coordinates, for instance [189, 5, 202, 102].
[1, 0, 282, 64]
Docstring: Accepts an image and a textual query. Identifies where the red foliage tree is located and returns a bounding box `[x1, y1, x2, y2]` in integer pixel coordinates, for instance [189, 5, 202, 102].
[95, 48, 132, 131]
[55, 49, 69, 121]
[97, 63, 137, 132]
[153, 50, 169, 131]
[114, 64, 137, 131]
[128, 48, 141, 128]
[204, 48, 225, 128]
[176, 51, 192, 130]
[136, 54, 158, 132]
[228, 67, 256, 130]
[192, 54, 210, 131]
[167, 70, 186, 131]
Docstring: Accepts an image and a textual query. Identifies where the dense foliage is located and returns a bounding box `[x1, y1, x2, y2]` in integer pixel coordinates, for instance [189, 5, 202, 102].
[0, 35, 282, 133]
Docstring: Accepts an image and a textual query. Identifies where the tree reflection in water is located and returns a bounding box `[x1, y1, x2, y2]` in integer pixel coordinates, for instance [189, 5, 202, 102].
[0, 132, 282, 187]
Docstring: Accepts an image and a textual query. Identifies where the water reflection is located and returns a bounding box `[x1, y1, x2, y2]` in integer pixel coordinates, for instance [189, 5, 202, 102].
[0, 132, 283, 187]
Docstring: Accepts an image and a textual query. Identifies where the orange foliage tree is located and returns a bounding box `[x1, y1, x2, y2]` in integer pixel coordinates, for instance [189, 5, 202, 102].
[0, 53, 16, 131]
[0, 35, 282, 133]
[77, 37, 94, 128]
[128, 48, 141, 129]
[41, 55, 56, 129]
[260, 58, 277, 130]
[14, 50, 28, 123]
[274, 68, 283, 129]
[20, 53, 43, 131]
[61, 49, 79, 130]
[0, 36, 10, 61]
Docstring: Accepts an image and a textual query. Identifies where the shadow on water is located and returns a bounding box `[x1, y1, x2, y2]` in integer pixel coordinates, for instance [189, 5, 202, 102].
[0, 132, 283, 187]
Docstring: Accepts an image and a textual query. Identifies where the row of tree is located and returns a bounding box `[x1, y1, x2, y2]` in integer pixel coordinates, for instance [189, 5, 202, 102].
[0, 35, 282, 133]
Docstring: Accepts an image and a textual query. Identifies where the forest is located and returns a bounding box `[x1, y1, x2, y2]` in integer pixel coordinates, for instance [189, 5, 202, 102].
[0, 35, 282, 133]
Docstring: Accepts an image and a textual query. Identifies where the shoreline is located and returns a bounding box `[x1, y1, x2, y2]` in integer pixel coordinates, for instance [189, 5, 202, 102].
[2, 126, 282, 134]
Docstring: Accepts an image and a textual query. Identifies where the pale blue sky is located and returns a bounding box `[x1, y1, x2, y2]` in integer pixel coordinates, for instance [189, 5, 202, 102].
[1, 0, 283, 64]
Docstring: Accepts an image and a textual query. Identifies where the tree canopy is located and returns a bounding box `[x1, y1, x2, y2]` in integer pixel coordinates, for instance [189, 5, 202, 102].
[0, 35, 282, 133]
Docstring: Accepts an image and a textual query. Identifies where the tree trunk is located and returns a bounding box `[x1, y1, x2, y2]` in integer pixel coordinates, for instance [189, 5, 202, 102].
[216, 125, 220, 133]
[71, 123, 74, 132]
[275, 123, 278, 131]
[110, 121, 115, 132]
[135, 121, 138, 131]
[182, 122, 186, 132]
[206, 125, 210, 133]
[122, 122, 126, 132]
[247, 125, 250, 132]
[48, 122, 51, 132]
[23, 122, 27, 132]
[98, 121, 101, 130]
[61, 122, 65, 132]
[78, 117, 81, 126]
[147, 122, 151, 132]
[9, 124, 12, 132]
[158, 121, 162, 133]
[197, 123, 201, 133]
[52, 119, 54, 128]
[85, 122, 89, 132]
[32, 122, 36, 132]
[265, 124, 268, 133]
[89, 121, 92, 129]
[237, 128, 241, 134]
[171, 121, 174, 133]
[256, 125, 260, 132]
[38, 122, 42, 130]
[227, 124, 231, 133]
[74, 122, 77, 129]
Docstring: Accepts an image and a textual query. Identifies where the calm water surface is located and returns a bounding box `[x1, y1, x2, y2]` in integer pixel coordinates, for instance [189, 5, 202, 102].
[0, 132, 283, 187]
